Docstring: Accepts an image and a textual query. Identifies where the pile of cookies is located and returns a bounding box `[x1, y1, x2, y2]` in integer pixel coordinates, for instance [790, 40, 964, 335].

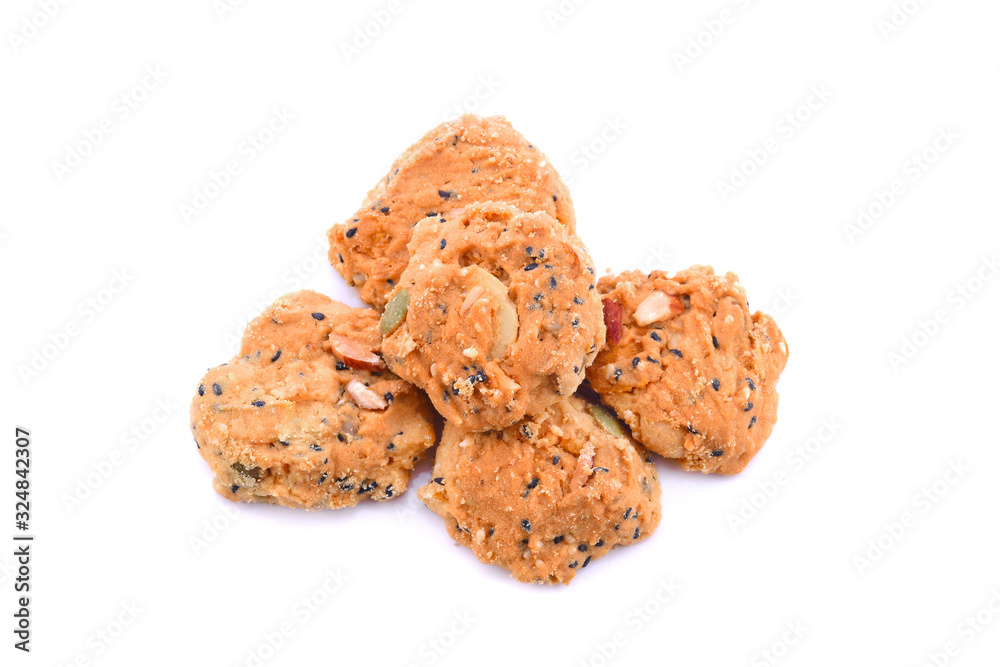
[190, 115, 788, 584]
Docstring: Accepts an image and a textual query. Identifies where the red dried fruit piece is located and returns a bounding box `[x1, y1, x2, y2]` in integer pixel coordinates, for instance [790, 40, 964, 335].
[602, 299, 623, 344]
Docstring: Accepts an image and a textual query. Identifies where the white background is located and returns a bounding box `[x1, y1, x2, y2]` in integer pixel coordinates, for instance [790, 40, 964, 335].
[2, 1, 999, 665]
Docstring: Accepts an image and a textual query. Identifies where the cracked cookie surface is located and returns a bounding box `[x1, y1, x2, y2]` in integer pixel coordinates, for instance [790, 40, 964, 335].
[328, 114, 575, 310]
[588, 266, 788, 474]
[190, 290, 436, 509]
[419, 395, 661, 584]
[381, 201, 604, 432]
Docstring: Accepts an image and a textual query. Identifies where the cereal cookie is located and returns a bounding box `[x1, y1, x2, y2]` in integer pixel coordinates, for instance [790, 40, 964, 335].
[588, 266, 788, 475]
[380, 201, 605, 432]
[190, 291, 436, 509]
[328, 115, 575, 309]
[419, 396, 661, 584]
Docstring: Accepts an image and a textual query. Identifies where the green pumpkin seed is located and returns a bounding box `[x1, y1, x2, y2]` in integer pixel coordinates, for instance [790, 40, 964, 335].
[588, 403, 625, 438]
[380, 289, 409, 336]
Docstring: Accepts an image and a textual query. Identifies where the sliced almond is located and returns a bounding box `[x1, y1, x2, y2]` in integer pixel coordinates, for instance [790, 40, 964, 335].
[347, 379, 388, 410]
[491, 300, 518, 359]
[460, 286, 486, 315]
[633, 291, 683, 326]
[330, 335, 384, 372]
[569, 443, 596, 491]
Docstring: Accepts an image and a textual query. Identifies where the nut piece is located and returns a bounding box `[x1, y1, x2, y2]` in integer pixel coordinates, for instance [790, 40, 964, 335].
[346, 379, 388, 410]
[460, 286, 486, 315]
[633, 291, 683, 326]
[491, 300, 518, 359]
[569, 443, 596, 491]
[462, 267, 519, 360]
[329, 335, 384, 372]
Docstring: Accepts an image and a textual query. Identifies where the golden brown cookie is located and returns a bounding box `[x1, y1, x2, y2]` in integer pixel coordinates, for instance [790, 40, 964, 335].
[419, 396, 661, 585]
[380, 201, 604, 432]
[328, 115, 575, 310]
[190, 291, 436, 509]
[588, 266, 788, 475]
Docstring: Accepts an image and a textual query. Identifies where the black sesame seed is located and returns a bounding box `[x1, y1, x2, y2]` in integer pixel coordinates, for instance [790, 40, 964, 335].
[311, 312, 325, 320]
[624, 507, 632, 519]
[647, 356, 658, 363]
[687, 425, 700, 435]
[251, 400, 265, 407]
[593, 467, 610, 473]
[433, 477, 444, 485]
[279, 440, 289, 446]
[522, 519, 531, 532]
[582, 556, 592, 568]
[212, 383, 222, 396]
[633, 528, 640, 539]
[439, 239, 447, 250]
[339, 483, 354, 491]
[271, 350, 282, 362]
[569, 561, 578, 568]
[387, 442, 395, 450]
[613, 369, 622, 381]
[345, 227, 357, 238]
[550, 277, 557, 289]
[521, 539, 529, 545]
[572, 318, 580, 327]
[744, 401, 754, 412]
[711, 450, 724, 457]
[438, 189, 451, 199]
[380, 206, 390, 214]
[521, 425, 534, 439]
[309, 444, 322, 452]
[198, 384, 205, 396]
[384, 484, 394, 498]
[489, 527, 495, 536]
[338, 253, 344, 263]
[525, 263, 538, 271]
[746, 377, 757, 390]
[614, 524, 620, 531]
[426, 211, 438, 217]
[712, 335, 719, 349]
[358, 480, 378, 494]
[632, 357, 640, 367]
[573, 296, 584, 305]
[317, 472, 328, 484]
[669, 348, 683, 358]
[337, 433, 346, 442]
[573, 366, 580, 374]
[711, 378, 721, 391]
[335, 360, 348, 371]
[650, 332, 662, 342]
[749, 416, 757, 429]
[552, 456, 561, 465]
[231, 484, 239, 493]
[476, 369, 487, 383]
[595, 539, 604, 547]
[384, 392, 394, 404]
[578, 544, 588, 552]
[527, 477, 540, 490]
